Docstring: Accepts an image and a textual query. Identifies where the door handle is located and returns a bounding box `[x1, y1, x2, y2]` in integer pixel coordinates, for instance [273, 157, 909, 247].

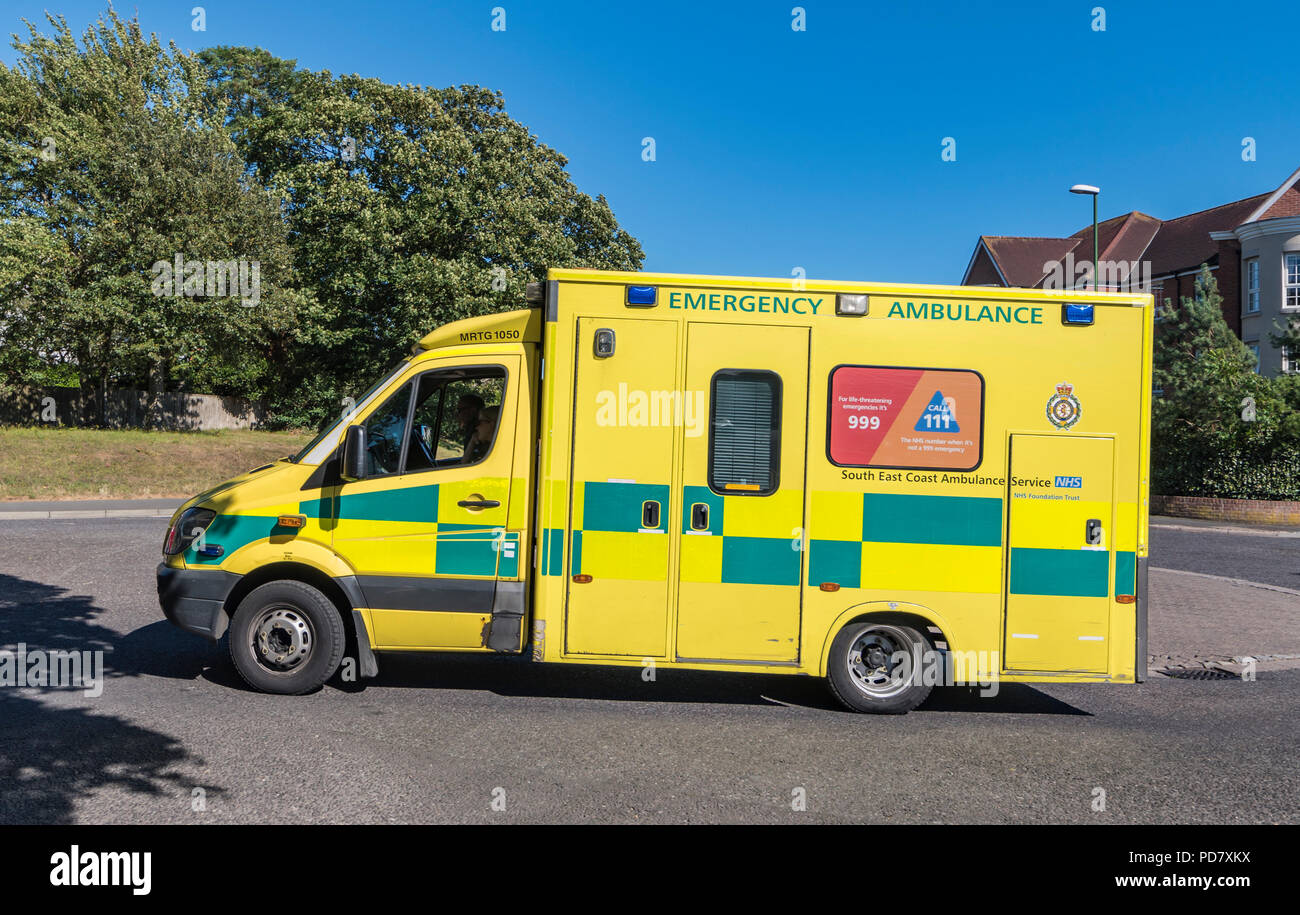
[458, 499, 501, 509]
[690, 502, 709, 531]
[642, 500, 661, 529]
[1085, 519, 1103, 545]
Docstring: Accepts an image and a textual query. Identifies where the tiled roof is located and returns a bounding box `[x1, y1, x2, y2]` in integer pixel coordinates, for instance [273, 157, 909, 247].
[978, 236, 1080, 287]
[1141, 195, 1269, 275]
[963, 168, 1300, 286]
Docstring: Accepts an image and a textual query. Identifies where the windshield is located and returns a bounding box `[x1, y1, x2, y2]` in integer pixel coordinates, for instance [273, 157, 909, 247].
[290, 358, 411, 463]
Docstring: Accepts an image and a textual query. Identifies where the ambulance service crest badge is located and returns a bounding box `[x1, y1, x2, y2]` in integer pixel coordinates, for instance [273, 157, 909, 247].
[1046, 382, 1081, 430]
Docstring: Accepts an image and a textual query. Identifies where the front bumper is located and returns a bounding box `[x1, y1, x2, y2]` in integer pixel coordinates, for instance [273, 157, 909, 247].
[156, 563, 241, 641]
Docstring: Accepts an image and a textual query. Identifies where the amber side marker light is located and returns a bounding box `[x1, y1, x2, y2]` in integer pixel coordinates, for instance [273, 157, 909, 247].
[572, 574, 593, 584]
[819, 582, 840, 592]
[1116, 594, 1136, 604]
[277, 514, 306, 529]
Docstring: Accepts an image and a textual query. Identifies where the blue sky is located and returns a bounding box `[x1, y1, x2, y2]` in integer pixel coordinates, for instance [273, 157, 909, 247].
[4, 1, 1296, 283]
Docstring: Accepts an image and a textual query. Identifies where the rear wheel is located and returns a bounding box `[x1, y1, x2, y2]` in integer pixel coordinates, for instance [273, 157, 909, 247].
[826, 620, 933, 714]
[228, 580, 344, 695]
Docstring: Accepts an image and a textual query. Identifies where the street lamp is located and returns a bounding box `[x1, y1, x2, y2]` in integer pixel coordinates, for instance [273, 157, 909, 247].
[1070, 184, 1100, 290]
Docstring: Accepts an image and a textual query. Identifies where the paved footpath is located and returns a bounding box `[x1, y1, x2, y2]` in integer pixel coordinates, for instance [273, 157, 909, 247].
[1152, 514, 1300, 536]
[1148, 570, 1300, 671]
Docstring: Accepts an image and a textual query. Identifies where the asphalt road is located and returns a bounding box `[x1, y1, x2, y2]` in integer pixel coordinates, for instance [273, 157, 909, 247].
[1150, 521, 1300, 591]
[1, 517, 1296, 824]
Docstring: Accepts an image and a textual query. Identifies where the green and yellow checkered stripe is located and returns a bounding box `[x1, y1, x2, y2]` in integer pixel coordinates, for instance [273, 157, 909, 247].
[679, 485, 803, 586]
[1006, 498, 1138, 599]
[298, 481, 519, 578]
[546, 485, 1136, 597]
[552, 480, 671, 581]
[808, 492, 1004, 593]
[806, 492, 1136, 597]
[544, 482, 805, 586]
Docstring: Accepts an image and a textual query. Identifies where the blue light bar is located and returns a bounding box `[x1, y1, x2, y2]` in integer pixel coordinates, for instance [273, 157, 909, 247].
[626, 285, 657, 307]
[1062, 303, 1094, 326]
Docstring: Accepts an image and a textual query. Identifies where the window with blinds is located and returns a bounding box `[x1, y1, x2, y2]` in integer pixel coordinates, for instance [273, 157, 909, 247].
[708, 370, 781, 495]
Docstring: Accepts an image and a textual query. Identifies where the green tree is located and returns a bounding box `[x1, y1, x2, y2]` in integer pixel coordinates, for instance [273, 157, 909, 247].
[1153, 266, 1283, 447]
[199, 47, 644, 427]
[1151, 265, 1300, 496]
[0, 11, 299, 424]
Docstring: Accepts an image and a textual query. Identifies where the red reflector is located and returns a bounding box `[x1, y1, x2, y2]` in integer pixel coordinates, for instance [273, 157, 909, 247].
[1116, 594, 1136, 604]
[819, 582, 840, 592]
[572, 574, 592, 583]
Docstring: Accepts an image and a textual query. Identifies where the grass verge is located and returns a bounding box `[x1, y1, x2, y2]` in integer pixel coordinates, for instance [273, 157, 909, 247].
[0, 426, 313, 501]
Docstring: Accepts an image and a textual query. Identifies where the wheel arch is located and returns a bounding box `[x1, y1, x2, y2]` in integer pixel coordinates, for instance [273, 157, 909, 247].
[223, 561, 354, 634]
[817, 601, 956, 678]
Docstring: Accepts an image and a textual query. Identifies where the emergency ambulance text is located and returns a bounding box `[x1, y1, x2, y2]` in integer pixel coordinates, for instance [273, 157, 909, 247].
[668, 291, 823, 314]
[886, 301, 1042, 324]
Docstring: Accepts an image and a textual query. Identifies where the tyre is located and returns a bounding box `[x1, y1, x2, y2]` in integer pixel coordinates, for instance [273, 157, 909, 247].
[826, 620, 934, 714]
[227, 580, 345, 695]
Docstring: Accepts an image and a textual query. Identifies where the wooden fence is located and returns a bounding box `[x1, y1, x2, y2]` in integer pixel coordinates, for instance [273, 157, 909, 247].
[1, 386, 268, 430]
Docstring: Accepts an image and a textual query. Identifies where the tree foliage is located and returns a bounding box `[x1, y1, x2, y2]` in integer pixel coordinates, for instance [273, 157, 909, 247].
[0, 11, 299, 422]
[1151, 265, 1300, 498]
[0, 10, 644, 428]
[200, 46, 644, 427]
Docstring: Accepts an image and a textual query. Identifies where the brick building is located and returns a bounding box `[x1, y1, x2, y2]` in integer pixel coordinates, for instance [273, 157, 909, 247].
[962, 167, 1300, 377]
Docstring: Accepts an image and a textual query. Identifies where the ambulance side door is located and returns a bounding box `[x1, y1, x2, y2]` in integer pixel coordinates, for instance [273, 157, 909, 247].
[676, 322, 809, 663]
[331, 358, 521, 650]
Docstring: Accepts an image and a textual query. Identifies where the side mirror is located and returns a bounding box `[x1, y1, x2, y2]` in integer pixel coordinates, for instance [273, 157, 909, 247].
[340, 425, 368, 482]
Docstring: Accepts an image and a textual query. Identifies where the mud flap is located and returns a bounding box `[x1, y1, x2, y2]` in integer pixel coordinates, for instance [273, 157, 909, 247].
[350, 609, 380, 678]
[486, 580, 527, 652]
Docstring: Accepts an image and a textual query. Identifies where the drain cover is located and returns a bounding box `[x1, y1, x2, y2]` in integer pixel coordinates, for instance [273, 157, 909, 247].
[1159, 667, 1238, 680]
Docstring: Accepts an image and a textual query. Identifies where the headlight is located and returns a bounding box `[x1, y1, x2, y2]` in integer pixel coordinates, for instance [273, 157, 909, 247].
[163, 508, 216, 556]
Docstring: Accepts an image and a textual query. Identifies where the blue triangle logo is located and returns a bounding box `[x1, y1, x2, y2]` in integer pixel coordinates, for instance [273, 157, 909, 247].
[914, 390, 959, 432]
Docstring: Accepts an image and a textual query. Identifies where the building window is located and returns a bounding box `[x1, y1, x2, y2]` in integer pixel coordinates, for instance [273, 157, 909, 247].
[708, 370, 781, 495]
[1284, 346, 1298, 375]
[1246, 258, 1260, 313]
[1247, 343, 1261, 374]
[1287, 254, 1300, 310]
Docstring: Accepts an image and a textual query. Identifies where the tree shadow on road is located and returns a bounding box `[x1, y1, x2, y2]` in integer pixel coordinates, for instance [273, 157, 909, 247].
[0, 573, 223, 824]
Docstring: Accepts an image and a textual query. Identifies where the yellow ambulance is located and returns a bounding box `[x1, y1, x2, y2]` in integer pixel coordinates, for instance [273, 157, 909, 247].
[157, 269, 1153, 713]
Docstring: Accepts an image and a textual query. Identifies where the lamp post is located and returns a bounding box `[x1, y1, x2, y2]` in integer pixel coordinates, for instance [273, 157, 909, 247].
[1070, 184, 1100, 290]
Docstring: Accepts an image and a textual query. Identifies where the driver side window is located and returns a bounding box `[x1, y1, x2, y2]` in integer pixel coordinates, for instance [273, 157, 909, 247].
[400, 367, 507, 474]
[361, 382, 412, 477]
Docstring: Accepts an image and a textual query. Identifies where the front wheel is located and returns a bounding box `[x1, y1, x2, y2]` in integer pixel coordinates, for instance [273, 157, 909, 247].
[826, 620, 934, 714]
[228, 580, 345, 695]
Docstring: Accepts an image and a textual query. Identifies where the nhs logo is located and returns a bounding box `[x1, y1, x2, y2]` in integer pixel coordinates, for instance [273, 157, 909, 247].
[1054, 476, 1083, 489]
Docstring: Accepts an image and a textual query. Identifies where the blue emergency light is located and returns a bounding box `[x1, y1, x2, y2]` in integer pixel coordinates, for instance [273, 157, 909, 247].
[1062, 303, 1094, 326]
[626, 285, 657, 307]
